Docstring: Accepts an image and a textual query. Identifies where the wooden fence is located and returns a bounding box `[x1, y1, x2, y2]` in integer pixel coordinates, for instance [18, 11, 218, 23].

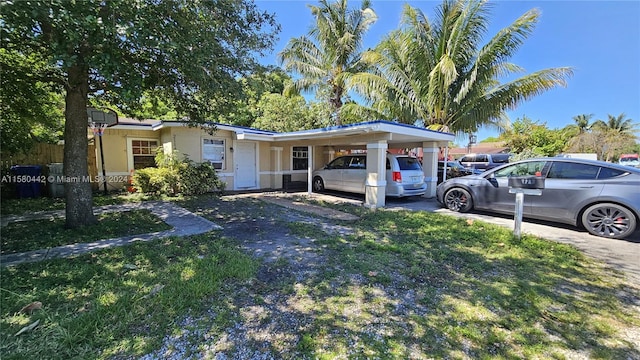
[1, 142, 99, 190]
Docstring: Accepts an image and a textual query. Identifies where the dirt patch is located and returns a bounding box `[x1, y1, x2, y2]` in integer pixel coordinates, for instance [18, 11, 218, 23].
[183, 195, 351, 266]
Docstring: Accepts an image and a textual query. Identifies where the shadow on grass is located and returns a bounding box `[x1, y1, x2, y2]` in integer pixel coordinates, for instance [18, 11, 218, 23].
[169, 197, 640, 359]
[2, 196, 638, 359]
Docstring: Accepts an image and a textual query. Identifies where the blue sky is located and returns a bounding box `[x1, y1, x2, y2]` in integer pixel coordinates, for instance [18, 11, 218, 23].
[255, 0, 640, 143]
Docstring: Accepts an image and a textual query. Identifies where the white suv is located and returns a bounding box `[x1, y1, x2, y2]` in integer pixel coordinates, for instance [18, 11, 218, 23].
[312, 154, 427, 197]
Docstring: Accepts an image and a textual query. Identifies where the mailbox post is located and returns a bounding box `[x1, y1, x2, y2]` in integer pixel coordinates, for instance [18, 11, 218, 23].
[508, 176, 545, 239]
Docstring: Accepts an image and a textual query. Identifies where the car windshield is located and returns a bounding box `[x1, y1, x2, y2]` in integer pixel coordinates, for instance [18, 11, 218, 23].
[396, 157, 422, 170]
[493, 161, 547, 178]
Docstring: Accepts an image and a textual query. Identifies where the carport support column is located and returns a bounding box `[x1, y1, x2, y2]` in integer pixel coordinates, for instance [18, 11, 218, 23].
[307, 145, 313, 194]
[422, 142, 439, 198]
[365, 141, 388, 209]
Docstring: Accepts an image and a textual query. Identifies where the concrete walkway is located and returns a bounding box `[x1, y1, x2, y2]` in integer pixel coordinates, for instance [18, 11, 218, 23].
[0, 201, 221, 267]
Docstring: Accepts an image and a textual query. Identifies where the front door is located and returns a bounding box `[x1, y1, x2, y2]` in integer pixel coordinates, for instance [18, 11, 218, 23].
[235, 142, 257, 189]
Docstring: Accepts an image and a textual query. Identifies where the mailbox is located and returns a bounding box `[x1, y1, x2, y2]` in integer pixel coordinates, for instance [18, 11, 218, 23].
[508, 176, 545, 189]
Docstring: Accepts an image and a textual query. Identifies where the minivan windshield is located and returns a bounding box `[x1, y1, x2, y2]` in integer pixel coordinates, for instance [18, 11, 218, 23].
[396, 157, 422, 170]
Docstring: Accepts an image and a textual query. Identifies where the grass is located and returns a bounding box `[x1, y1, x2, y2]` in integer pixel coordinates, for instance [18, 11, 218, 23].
[284, 210, 639, 359]
[1, 209, 171, 254]
[0, 192, 178, 216]
[1, 195, 639, 359]
[1, 233, 256, 360]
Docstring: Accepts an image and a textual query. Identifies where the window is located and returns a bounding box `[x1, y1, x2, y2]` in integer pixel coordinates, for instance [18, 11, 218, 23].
[292, 146, 308, 170]
[327, 156, 348, 169]
[132, 140, 158, 169]
[459, 155, 473, 162]
[492, 154, 511, 164]
[203, 139, 225, 169]
[598, 166, 626, 179]
[396, 157, 422, 170]
[494, 161, 547, 178]
[547, 162, 598, 180]
[348, 156, 366, 169]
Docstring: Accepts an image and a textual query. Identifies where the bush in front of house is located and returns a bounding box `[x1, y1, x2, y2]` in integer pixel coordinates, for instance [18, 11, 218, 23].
[132, 151, 225, 196]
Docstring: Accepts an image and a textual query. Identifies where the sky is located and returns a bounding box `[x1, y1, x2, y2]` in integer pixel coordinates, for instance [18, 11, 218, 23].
[254, 0, 640, 143]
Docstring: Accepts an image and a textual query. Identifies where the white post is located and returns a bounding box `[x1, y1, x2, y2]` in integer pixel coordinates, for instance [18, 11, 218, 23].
[513, 191, 524, 239]
[307, 145, 313, 195]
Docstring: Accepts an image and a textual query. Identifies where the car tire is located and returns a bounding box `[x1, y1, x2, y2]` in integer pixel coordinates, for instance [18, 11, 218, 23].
[312, 176, 325, 193]
[581, 203, 637, 239]
[444, 187, 473, 213]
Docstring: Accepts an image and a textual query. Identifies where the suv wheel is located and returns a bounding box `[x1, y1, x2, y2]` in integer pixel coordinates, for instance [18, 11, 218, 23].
[444, 188, 473, 212]
[581, 203, 636, 239]
[312, 176, 325, 192]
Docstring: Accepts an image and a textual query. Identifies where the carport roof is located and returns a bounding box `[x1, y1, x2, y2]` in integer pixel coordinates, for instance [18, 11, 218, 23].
[152, 120, 454, 146]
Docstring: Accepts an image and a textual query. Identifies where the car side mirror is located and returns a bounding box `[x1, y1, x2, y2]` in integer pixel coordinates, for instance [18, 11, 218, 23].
[487, 173, 498, 188]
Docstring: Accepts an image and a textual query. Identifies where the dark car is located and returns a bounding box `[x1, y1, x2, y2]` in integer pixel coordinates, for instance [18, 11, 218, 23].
[437, 161, 478, 184]
[458, 153, 512, 171]
[436, 157, 640, 239]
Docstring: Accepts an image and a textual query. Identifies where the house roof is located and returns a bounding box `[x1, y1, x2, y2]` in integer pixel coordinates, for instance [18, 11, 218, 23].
[114, 119, 455, 147]
[156, 120, 454, 146]
[110, 117, 160, 130]
[448, 142, 510, 156]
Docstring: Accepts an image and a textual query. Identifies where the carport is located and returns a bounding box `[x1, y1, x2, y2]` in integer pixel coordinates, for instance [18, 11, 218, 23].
[236, 120, 455, 209]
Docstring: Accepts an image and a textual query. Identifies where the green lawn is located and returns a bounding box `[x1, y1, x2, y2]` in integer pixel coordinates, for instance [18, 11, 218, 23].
[1, 195, 638, 359]
[1, 209, 171, 254]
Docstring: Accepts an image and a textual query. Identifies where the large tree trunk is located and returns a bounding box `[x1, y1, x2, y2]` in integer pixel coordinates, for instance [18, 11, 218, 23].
[63, 65, 97, 228]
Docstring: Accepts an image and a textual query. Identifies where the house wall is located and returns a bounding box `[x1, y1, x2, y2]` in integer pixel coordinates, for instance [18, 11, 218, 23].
[101, 128, 159, 176]
[160, 126, 236, 189]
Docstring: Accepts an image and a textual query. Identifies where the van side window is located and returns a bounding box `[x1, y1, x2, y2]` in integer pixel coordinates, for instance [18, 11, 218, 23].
[328, 157, 348, 169]
[349, 156, 366, 169]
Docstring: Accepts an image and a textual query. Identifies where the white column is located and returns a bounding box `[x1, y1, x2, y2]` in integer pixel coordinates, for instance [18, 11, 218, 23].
[307, 145, 313, 194]
[422, 142, 439, 198]
[365, 141, 388, 209]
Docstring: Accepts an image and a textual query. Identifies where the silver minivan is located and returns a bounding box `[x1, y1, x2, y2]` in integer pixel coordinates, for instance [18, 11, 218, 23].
[312, 154, 427, 197]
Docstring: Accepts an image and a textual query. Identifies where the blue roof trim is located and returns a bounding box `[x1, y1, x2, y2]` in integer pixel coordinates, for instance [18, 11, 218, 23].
[115, 122, 154, 127]
[150, 119, 454, 137]
[285, 120, 455, 136]
[153, 120, 278, 135]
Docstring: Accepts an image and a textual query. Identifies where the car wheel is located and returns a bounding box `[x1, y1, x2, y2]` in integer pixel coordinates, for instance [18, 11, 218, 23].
[444, 188, 473, 213]
[312, 176, 325, 193]
[581, 203, 637, 239]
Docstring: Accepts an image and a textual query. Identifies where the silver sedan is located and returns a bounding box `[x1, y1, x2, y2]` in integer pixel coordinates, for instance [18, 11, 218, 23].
[436, 157, 640, 239]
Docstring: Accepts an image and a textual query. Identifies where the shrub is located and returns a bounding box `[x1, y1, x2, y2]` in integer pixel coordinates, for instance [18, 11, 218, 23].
[132, 151, 225, 196]
[181, 160, 226, 195]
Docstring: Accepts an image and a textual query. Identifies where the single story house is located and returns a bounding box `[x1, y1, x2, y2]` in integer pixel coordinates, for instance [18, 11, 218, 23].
[448, 142, 510, 159]
[93, 118, 455, 208]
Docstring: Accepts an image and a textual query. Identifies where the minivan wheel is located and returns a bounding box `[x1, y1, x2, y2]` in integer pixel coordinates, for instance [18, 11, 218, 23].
[581, 203, 637, 239]
[312, 176, 325, 192]
[444, 188, 473, 213]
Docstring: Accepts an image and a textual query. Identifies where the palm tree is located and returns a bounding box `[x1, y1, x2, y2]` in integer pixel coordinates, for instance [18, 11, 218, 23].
[592, 113, 638, 135]
[349, 0, 573, 135]
[278, 0, 377, 126]
[571, 113, 594, 134]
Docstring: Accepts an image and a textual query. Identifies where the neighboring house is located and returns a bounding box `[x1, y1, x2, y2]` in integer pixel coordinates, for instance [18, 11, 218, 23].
[447, 142, 510, 159]
[93, 119, 454, 208]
